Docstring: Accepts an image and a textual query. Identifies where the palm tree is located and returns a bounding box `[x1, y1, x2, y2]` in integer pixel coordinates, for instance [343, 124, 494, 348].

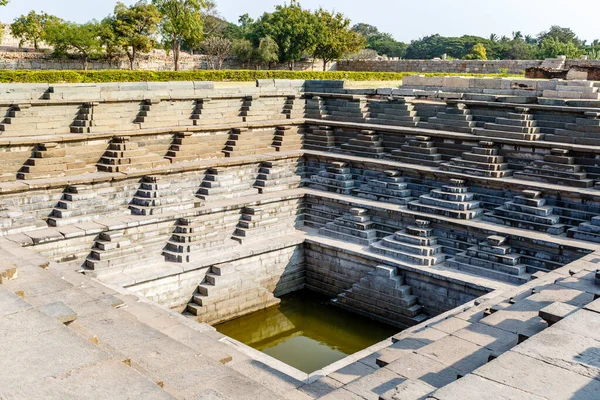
[489, 33, 498, 42]
[512, 31, 523, 41]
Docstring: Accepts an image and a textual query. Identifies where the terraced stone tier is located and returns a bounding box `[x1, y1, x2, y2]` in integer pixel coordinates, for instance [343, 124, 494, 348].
[18, 142, 96, 180]
[370, 220, 446, 266]
[197, 165, 260, 201]
[446, 235, 530, 284]
[272, 125, 304, 152]
[97, 136, 169, 173]
[254, 159, 303, 194]
[303, 125, 336, 151]
[389, 136, 443, 167]
[568, 216, 600, 243]
[319, 207, 378, 246]
[408, 179, 484, 220]
[483, 190, 566, 235]
[335, 265, 428, 328]
[191, 97, 244, 125]
[514, 148, 595, 188]
[309, 161, 356, 195]
[339, 130, 385, 158]
[440, 141, 512, 178]
[366, 97, 420, 127]
[473, 107, 543, 141]
[165, 131, 227, 162]
[355, 170, 413, 205]
[232, 200, 301, 244]
[419, 103, 475, 134]
[129, 175, 198, 216]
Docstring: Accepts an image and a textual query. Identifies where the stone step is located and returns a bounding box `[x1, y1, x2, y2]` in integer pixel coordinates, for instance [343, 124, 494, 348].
[370, 241, 446, 266]
[446, 259, 529, 285]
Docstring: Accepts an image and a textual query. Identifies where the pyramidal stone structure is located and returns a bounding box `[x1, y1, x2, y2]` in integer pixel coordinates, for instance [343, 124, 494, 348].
[2, 79, 600, 399]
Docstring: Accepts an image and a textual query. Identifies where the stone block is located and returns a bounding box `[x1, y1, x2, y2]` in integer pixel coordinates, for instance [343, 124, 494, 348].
[38, 301, 78, 324]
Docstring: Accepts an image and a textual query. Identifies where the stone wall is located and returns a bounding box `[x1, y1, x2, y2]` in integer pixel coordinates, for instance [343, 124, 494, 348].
[337, 59, 543, 74]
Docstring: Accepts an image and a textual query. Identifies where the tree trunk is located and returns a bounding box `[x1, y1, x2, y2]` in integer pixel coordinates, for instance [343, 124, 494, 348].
[83, 57, 88, 71]
[173, 38, 180, 71]
[323, 59, 328, 71]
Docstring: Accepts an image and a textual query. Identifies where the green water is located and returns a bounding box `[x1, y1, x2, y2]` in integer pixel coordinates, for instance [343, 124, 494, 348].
[215, 290, 399, 373]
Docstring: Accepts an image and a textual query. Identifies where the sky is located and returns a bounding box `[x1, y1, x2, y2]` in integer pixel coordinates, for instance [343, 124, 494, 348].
[1, 0, 599, 43]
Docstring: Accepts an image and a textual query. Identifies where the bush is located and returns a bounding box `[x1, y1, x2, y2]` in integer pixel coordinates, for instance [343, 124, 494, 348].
[0, 69, 524, 84]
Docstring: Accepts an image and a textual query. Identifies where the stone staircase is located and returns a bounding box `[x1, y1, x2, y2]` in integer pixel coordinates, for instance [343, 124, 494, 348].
[483, 190, 566, 235]
[339, 130, 385, 158]
[165, 131, 227, 163]
[322, 97, 368, 123]
[128, 176, 198, 216]
[241, 95, 288, 122]
[162, 214, 239, 263]
[303, 125, 336, 151]
[48, 185, 124, 227]
[355, 170, 414, 205]
[185, 263, 281, 324]
[420, 103, 475, 134]
[389, 135, 444, 167]
[191, 98, 243, 125]
[17, 142, 96, 180]
[85, 228, 169, 275]
[446, 235, 531, 284]
[335, 265, 428, 328]
[283, 95, 306, 119]
[0, 201, 46, 236]
[514, 148, 595, 188]
[222, 128, 277, 157]
[196, 165, 260, 202]
[440, 141, 513, 178]
[254, 159, 303, 194]
[366, 97, 420, 127]
[319, 207, 379, 246]
[568, 216, 600, 243]
[408, 179, 484, 220]
[1, 103, 78, 136]
[71, 101, 142, 133]
[272, 126, 304, 152]
[305, 95, 327, 119]
[135, 99, 195, 129]
[309, 161, 356, 195]
[546, 112, 600, 145]
[474, 107, 543, 141]
[97, 136, 169, 173]
[543, 80, 600, 100]
[232, 200, 301, 244]
[370, 220, 446, 266]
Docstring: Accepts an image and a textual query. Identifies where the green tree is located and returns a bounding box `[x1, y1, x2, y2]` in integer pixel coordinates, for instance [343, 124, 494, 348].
[539, 37, 584, 58]
[312, 9, 364, 70]
[152, 0, 208, 71]
[351, 23, 407, 58]
[537, 25, 583, 46]
[0, 0, 8, 6]
[465, 43, 487, 60]
[113, 1, 161, 70]
[98, 17, 122, 64]
[231, 38, 254, 66]
[10, 11, 58, 50]
[45, 21, 101, 69]
[255, 35, 279, 68]
[256, 0, 317, 70]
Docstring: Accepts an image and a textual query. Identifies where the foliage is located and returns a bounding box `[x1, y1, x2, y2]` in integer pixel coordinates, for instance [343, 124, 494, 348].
[202, 36, 232, 69]
[312, 9, 365, 70]
[44, 21, 102, 69]
[231, 39, 254, 65]
[10, 11, 59, 50]
[539, 38, 584, 59]
[152, 0, 208, 70]
[0, 69, 524, 84]
[0, 0, 8, 6]
[255, 0, 317, 69]
[351, 23, 407, 58]
[464, 43, 487, 60]
[586, 48, 600, 60]
[112, 1, 162, 70]
[256, 36, 279, 67]
[537, 26, 583, 46]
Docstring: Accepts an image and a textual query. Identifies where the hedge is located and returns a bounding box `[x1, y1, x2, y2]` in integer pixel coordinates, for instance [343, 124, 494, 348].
[0, 69, 524, 84]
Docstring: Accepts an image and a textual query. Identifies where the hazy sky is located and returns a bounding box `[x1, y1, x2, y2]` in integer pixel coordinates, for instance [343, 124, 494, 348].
[1, 0, 598, 43]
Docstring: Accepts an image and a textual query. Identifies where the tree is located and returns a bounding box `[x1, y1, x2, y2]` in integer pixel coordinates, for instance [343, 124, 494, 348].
[465, 43, 487, 60]
[351, 23, 407, 58]
[152, 0, 208, 71]
[539, 37, 583, 59]
[202, 36, 231, 69]
[255, 35, 279, 68]
[113, 1, 161, 70]
[537, 25, 583, 46]
[98, 17, 122, 64]
[312, 9, 365, 70]
[10, 11, 58, 50]
[231, 38, 254, 66]
[0, 0, 8, 6]
[256, 0, 317, 70]
[45, 21, 101, 70]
